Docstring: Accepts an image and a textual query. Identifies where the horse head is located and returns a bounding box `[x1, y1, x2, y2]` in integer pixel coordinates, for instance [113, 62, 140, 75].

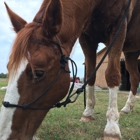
[0, 0, 70, 139]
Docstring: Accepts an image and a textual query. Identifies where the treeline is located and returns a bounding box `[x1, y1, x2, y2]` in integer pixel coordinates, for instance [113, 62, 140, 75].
[0, 73, 7, 78]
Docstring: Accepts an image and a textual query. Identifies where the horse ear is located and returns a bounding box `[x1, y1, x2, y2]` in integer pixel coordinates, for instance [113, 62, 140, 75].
[42, 0, 62, 37]
[4, 2, 27, 33]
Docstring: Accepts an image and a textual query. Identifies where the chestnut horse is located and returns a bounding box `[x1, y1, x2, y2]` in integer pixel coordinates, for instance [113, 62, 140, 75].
[0, 0, 139, 139]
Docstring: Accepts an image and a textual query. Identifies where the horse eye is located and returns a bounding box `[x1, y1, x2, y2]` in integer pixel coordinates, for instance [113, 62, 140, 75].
[34, 70, 45, 79]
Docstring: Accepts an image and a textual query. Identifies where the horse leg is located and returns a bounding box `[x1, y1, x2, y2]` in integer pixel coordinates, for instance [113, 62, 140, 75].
[104, 22, 127, 140]
[121, 51, 140, 114]
[79, 33, 98, 122]
[104, 57, 121, 140]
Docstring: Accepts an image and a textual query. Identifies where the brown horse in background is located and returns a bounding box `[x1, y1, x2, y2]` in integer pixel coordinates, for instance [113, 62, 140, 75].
[0, 0, 140, 140]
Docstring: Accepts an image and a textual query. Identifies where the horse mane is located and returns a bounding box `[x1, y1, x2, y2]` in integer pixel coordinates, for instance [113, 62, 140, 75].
[8, 23, 41, 76]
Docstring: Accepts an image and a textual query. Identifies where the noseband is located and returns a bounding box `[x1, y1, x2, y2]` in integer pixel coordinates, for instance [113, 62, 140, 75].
[2, 34, 77, 110]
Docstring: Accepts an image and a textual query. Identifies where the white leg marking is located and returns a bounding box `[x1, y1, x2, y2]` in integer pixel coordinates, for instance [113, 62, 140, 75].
[121, 91, 135, 113]
[104, 87, 121, 138]
[82, 85, 95, 117]
[0, 60, 27, 140]
[32, 136, 39, 140]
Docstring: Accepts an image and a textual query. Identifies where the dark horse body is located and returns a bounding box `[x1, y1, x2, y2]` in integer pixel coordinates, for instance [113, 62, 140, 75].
[0, 0, 140, 139]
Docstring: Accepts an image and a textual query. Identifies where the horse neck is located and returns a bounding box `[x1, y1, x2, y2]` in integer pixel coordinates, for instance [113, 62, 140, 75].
[57, 0, 103, 56]
[34, 0, 102, 56]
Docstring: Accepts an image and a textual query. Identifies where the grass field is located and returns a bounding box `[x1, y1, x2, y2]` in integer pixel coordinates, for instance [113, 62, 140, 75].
[0, 78, 140, 140]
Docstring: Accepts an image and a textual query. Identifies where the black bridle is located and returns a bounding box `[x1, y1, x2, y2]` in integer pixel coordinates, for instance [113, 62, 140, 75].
[2, 35, 78, 110]
[2, 0, 131, 110]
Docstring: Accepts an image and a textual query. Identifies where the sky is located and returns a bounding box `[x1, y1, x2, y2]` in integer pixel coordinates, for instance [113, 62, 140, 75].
[0, 0, 105, 78]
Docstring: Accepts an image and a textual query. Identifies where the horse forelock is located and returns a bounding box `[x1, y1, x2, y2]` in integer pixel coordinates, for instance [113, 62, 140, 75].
[8, 23, 42, 77]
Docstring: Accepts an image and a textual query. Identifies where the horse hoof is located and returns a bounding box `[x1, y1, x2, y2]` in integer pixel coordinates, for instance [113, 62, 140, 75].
[103, 135, 120, 140]
[80, 116, 94, 122]
[120, 111, 128, 114]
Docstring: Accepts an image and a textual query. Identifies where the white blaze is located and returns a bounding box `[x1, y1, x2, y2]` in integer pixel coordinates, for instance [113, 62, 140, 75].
[0, 60, 27, 140]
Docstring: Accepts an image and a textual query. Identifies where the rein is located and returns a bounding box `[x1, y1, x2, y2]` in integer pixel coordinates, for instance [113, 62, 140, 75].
[2, 0, 131, 110]
[52, 0, 132, 108]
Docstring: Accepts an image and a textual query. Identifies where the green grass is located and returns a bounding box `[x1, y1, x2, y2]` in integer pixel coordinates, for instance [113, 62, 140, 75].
[36, 92, 140, 140]
[0, 78, 7, 101]
[0, 78, 140, 140]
